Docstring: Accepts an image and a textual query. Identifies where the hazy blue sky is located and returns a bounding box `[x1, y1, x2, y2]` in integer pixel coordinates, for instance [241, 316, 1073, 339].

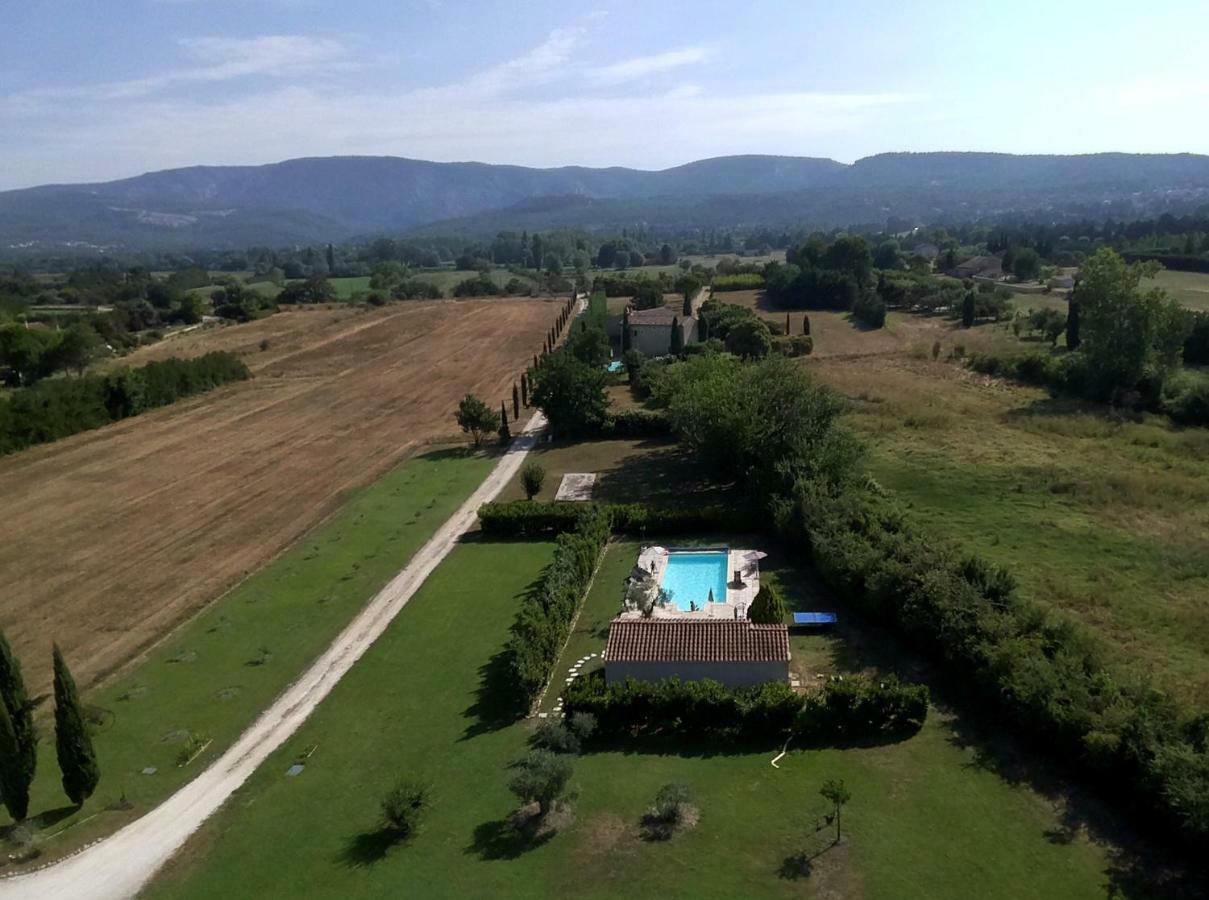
[2, 0, 1207, 189]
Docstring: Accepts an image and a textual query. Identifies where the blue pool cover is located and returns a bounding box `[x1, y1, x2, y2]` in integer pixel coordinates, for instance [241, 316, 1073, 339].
[793, 612, 838, 626]
[606, 360, 624, 373]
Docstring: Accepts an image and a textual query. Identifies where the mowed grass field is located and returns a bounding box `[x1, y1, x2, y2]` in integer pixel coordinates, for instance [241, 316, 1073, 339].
[0, 298, 558, 696]
[1152, 268, 1209, 310]
[801, 317, 1209, 705]
[0, 448, 497, 863]
[149, 534, 1120, 900]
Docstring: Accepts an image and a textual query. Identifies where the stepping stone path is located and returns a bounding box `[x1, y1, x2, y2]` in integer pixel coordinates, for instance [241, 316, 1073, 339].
[550, 652, 600, 719]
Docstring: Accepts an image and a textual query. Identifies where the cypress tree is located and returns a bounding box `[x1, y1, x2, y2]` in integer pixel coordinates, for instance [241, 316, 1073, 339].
[803, 314, 811, 336]
[512, 383, 520, 419]
[786, 312, 790, 334]
[621, 309, 631, 351]
[533, 354, 539, 371]
[521, 374, 529, 407]
[53, 645, 99, 807]
[500, 404, 511, 443]
[0, 701, 29, 820]
[1066, 294, 1081, 350]
[670, 316, 683, 354]
[961, 291, 975, 328]
[0, 630, 35, 822]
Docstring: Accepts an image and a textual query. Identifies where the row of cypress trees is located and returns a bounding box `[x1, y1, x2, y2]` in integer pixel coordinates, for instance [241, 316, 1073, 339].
[0, 633, 99, 822]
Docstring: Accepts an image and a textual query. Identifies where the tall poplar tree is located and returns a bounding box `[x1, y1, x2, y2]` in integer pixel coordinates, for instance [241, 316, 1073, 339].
[0, 631, 35, 821]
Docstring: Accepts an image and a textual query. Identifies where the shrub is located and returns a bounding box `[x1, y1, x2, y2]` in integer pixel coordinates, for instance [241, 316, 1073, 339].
[851, 291, 887, 329]
[643, 783, 694, 839]
[520, 461, 546, 500]
[795, 677, 929, 740]
[381, 781, 430, 838]
[599, 409, 673, 438]
[748, 583, 787, 624]
[508, 750, 573, 817]
[505, 509, 610, 707]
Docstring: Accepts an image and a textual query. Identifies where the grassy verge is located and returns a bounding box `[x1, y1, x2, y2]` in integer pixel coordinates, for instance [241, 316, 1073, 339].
[0, 447, 497, 866]
[149, 537, 1119, 899]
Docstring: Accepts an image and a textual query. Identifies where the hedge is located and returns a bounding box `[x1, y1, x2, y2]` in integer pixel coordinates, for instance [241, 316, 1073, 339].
[0, 351, 250, 456]
[477, 500, 760, 538]
[779, 480, 1209, 849]
[711, 273, 765, 291]
[598, 409, 674, 438]
[505, 507, 610, 707]
[563, 671, 928, 743]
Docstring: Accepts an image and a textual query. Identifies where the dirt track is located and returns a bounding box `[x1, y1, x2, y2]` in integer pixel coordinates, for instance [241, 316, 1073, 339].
[0, 299, 557, 693]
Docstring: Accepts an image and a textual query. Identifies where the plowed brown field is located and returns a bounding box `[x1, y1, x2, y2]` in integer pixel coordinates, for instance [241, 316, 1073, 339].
[0, 299, 558, 692]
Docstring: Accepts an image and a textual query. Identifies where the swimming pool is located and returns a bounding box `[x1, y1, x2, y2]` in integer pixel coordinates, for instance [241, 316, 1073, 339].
[660, 550, 728, 612]
[606, 360, 624, 373]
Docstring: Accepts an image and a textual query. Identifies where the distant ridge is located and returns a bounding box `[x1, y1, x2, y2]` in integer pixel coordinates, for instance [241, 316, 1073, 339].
[2, 152, 1208, 253]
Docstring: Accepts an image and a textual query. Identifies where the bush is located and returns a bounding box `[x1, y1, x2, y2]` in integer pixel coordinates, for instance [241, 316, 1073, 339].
[508, 750, 573, 817]
[643, 783, 694, 839]
[795, 677, 929, 739]
[381, 781, 430, 838]
[531, 713, 595, 754]
[851, 291, 887, 329]
[774, 335, 813, 357]
[563, 672, 803, 740]
[505, 509, 610, 707]
[599, 409, 674, 438]
[1161, 372, 1209, 426]
[520, 461, 546, 500]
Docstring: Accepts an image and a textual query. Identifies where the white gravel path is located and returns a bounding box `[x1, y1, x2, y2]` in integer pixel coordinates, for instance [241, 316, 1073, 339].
[0, 411, 549, 900]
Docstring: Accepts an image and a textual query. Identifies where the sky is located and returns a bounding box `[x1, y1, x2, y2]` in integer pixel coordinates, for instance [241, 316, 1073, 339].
[2, 0, 1208, 190]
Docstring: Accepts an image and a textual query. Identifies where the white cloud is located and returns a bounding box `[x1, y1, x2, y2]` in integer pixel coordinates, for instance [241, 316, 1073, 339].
[587, 46, 710, 85]
[0, 28, 926, 188]
[6, 35, 349, 104]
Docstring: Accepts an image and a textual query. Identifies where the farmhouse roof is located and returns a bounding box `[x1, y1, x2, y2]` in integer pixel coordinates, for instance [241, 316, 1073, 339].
[951, 255, 1003, 278]
[605, 619, 790, 663]
[627, 306, 681, 326]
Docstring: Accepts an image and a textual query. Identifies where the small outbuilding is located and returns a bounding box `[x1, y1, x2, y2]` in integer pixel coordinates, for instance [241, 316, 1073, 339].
[603, 619, 789, 688]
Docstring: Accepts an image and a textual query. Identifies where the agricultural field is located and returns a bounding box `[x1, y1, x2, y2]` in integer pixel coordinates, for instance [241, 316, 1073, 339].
[1152, 268, 1209, 311]
[0, 298, 559, 696]
[149, 529, 1125, 899]
[804, 319, 1209, 705]
[0, 447, 499, 861]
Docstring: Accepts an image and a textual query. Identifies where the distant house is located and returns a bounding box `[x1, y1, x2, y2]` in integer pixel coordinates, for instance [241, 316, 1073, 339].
[627, 306, 697, 356]
[911, 243, 939, 261]
[1049, 275, 1076, 291]
[603, 619, 790, 688]
[950, 255, 1003, 280]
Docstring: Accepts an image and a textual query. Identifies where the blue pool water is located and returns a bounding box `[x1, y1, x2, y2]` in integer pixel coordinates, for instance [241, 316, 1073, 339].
[660, 551, 728, 611]
[606, 360, 624, 373]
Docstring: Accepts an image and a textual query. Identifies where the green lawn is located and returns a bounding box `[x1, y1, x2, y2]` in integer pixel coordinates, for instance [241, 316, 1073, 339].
[496, 438, 736, 510]
[0, 448, 497, 863]
[150, 538, 1119, 899]
[1152, 268, 1209, 311]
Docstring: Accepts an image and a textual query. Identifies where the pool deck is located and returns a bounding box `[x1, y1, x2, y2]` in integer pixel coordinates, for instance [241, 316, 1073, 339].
[628, 545, 760, 620]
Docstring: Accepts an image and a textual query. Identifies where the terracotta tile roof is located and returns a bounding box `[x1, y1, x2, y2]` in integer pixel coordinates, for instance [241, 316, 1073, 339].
[627, 306, 680, 326]
[604, 619, 790, 663]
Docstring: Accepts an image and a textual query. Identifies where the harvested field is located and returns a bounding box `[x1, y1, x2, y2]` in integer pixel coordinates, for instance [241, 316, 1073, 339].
[0, 298, 559, 693]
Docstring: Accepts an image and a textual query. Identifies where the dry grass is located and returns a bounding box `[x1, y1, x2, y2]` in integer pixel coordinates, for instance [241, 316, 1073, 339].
[0, 299, 559, 693]
[808, 341, 1209, 703]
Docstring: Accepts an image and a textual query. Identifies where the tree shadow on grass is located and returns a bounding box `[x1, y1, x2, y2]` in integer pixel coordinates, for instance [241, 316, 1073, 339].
[460, 572, 546, 740]
[337, 827, 402, 868]
[466, 817, 553, 861]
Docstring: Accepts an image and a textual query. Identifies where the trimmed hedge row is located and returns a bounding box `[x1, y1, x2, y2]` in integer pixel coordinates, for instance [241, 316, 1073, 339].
[0, 351, 250, 456]
[563, 670, 929, 742]
[505, 508, 610, 707]
[598, 409, 674, 438]
[477, 500, 759, 538]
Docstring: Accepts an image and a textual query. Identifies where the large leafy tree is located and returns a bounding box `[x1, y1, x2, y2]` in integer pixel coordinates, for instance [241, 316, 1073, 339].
[0, 631, 36, 821]
[723, 319, 772, 359]
[509, 750, 573, 817]
[455, 394, 498, 447]
[54, 645, 99, 807]
[1076, 248, 1188, 398]
[532, 353, 607, 437]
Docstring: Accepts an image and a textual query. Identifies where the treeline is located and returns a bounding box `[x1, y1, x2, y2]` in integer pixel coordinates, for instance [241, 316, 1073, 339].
[478, 499, 757, 539]
[643, 351, 1209, 851]
[0, 351, 249, 456]
[504, 508, 610, 709]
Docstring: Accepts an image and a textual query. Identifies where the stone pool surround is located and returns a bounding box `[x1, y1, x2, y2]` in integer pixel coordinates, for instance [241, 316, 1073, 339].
[627, 545, 761, 620]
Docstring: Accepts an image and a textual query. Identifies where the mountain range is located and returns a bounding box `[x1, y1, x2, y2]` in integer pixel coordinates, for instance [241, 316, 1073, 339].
[3, 152, 1209, 253]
